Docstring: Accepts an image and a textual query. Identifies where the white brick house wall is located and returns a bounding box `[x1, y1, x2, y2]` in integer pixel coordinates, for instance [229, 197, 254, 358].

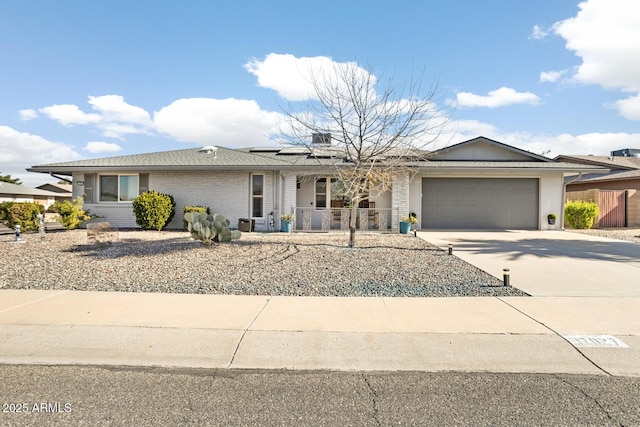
[391, 172, 410, 224]
[76, 170, 278, 230]
[151, 171, 252, 229]
[281, 174, 297, 226]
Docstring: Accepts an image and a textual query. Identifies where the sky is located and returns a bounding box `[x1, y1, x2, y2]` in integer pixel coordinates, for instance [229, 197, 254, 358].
[1, 0, 639, 187]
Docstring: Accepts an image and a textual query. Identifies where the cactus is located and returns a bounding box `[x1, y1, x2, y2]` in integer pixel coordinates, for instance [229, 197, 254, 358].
[184, 212, 241, 244]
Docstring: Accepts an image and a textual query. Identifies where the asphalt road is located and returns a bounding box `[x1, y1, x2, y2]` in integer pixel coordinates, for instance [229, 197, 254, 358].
[1, 365, 639, 426]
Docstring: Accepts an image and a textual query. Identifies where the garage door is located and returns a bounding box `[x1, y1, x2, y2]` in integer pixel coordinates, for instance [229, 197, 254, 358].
[422, 178, 539, 229]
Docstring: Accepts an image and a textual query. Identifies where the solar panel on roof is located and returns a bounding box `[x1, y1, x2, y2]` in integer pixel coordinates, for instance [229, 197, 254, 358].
[278, 147, 311, 155]
[248, 147, 282, 153]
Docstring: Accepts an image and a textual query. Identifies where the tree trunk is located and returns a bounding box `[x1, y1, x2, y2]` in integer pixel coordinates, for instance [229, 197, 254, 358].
[348, 204, 358, 247]
[348, 227, 356, 247]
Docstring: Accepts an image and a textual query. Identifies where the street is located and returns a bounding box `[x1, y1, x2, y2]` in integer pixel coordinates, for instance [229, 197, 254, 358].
[1, 365, 639, 426]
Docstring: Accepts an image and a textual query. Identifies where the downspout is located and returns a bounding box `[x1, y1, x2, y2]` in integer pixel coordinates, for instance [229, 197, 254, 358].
[561, 172, 582, 230]
[49, 172, 72, 183]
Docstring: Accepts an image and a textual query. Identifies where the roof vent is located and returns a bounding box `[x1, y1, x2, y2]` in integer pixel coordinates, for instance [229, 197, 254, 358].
[199, 146, 218, 157]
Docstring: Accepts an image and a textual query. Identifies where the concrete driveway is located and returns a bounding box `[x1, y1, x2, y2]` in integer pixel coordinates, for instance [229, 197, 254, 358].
[419, 230, 640, 297]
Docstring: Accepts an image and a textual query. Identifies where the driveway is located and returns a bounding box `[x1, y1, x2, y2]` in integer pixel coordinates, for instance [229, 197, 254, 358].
[418, 230, 640, 297]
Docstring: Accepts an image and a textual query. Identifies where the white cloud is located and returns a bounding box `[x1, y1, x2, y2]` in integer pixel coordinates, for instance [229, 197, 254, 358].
[244, 53, 374, 102]
[539, 70, 567, 83]
[38, 104, 101, 126]
[35, 95, 154, 138]
[614, 94, 640, 120]
[154, 98, 282, 147]
[88, 95, 153, 126]
[84, 141, 122, 154]
[454, 87, 541, 108]
[550, 0, 640, 119]
[0, 125, 82, 187]
[530, 24, 551, 40]
[535, 132, 640, 157]
[433, 118, 640, 158]
[18, 109, 38, 121]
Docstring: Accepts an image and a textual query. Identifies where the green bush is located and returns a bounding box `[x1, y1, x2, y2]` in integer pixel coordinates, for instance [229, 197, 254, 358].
[183, 205, 210, 229]
[51, 197, 91, 229]
[0, 201, 12, 225]
[564, 200, 599, 229]
[132, 191, 176, 231]
[0, 202, 45, 232]
[184, 211, 241, 244]
[165, 193, 176, 225]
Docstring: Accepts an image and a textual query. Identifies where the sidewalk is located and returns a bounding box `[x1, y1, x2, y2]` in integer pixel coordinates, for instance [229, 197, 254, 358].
[1, 290, 638, 376]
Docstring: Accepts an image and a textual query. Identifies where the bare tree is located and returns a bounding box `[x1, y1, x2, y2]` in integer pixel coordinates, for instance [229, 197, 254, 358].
[279, 62, 451, 247]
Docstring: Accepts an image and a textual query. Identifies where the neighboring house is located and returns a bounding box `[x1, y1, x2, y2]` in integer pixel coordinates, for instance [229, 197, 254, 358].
[555, 151, 640, 227]
[36, 182, 72, 203]
[27, 136, 604, 231]
[0, 181, 59, 208]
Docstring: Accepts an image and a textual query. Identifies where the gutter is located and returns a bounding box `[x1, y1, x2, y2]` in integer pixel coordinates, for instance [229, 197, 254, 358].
[561, 172, 583, 230]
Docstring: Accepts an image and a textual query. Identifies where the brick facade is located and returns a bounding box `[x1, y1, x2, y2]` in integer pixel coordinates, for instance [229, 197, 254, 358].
[77, 170, 279, 230]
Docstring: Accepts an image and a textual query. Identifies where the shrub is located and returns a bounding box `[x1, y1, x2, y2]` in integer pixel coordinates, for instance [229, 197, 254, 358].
[564, 200, 599, 229]
[132, 191, 176, 231]
[183, 205, 210, 229]
[0, 202, 44, 232]
[184, 211, 241, 244]
[52, 197, 91, 230]
[165, 193, 177, 225]
[0, 201, 12, 225]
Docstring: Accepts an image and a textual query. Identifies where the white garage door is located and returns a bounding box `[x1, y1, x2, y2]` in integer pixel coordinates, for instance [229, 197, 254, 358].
[422, 178, 539, 229]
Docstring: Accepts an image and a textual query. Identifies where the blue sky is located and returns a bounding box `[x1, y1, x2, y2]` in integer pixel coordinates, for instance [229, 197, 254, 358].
[1, 0, 639, 186]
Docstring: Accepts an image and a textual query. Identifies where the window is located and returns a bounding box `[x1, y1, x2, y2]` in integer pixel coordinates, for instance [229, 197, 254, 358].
[251, 174, 264, 218]
[330, 178, 349, 204]
[315, 178, 327, 208]
[316, 177, 353, 208]
[99, 174, 139, 202]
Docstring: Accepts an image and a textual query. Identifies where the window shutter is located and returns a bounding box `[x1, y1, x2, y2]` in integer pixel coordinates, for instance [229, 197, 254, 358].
[139, 174, 149, 194]
[84, 174, 95, 203]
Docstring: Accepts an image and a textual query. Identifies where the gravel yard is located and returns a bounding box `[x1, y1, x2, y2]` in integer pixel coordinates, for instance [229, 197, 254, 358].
[1, 229, 526, 297]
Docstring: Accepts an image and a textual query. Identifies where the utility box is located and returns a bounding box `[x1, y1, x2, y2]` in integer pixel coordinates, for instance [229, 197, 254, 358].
[238, 218, 255, 232]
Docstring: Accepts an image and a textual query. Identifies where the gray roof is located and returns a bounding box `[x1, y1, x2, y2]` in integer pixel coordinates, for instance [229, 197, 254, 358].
[555, 154, 640, 171]
[431, 136, 553, 162]
[27, 140, 608, 176]
[36, 183, 72, 194]
[425, 161, 606, 171]
[567, 169, 640, 184]
[555, 154, 640, 184]
[0, 182, 60, 197]
[28, 146, 301, 174]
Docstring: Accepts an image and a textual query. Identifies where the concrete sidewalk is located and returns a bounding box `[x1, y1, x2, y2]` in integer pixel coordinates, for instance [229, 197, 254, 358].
[1, 290, 638, 376]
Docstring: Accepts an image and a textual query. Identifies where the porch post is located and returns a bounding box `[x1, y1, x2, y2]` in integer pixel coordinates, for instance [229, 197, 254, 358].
[281, 174, 297, 231]
[391, 173, 410, 226]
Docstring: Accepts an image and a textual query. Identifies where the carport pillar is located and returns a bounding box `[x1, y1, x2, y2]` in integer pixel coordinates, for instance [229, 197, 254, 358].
[391, 173, 410, 226]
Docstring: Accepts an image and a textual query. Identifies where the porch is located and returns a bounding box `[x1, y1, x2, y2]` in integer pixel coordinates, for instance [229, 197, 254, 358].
[289, 206, 400, 233]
